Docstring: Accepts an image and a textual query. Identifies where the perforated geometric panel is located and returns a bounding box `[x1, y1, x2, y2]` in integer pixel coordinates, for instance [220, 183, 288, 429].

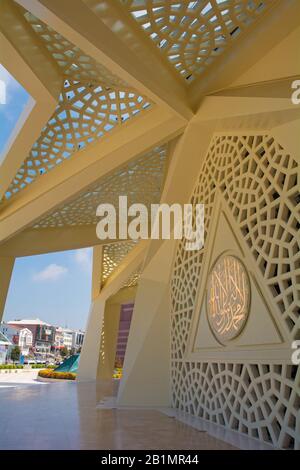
[22, 9, 129, 88]
[172, 361, 300, 449]
[122, 266, 142, 289]
[32, 145, 167, 228]
[217, 135, 300, 337]
[1, 6, 152, 202]
[170, 133, 300, 448]
[102, 241, 138, 286]
[4, 80, 150, 199]
[120, 0, 277, 83]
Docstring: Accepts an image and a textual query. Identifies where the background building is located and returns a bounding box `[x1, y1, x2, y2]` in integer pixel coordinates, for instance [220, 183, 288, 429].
[54, 327, 64, 354]
[7, 319, 49, 346]
[62, 329, 73, 351]
[35, 324, 55, 360]
[72, 330, 84, 353]
[0, 323, 33, 357]
[0, 331, 12, 364]
[0, 323, 19, 346]
[18, 328, 33, 357]
[3, 320, 81, 360]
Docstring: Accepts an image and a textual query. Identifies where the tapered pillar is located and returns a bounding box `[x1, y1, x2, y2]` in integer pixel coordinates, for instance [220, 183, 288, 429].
[91, 246, 103, 301]
[77, 246, 104, 382]
[117, 239, 175, 407]
[0, 256, 15, 322]
[77, 298, 106, 382]
[78, 243, 145, 382]
[97, 301, 121, 380]
[97, 287, 136, 380]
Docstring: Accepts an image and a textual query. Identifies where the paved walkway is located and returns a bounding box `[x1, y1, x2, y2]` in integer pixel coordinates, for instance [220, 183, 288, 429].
[0, 369, 42, 386]
[0, 380, 236, 450]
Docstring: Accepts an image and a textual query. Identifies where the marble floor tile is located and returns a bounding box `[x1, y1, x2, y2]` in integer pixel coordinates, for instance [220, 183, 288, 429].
[0, 381, 236, 450]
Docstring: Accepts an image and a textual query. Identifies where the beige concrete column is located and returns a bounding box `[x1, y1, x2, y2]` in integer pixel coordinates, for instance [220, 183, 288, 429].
[97, 301, 121, 380]
[77, 245, 104, 382]
[116, 123, 215, 407]
[117, 239, 176, 408]
[77, 299, 105, 382]
[91, 246, 103, 301]
[0, 256, 15, 322]
[77, 243, 145, 382]
[97, 287, 137, 380]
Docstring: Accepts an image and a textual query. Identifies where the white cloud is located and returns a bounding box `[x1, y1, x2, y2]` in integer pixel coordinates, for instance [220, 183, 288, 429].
[0, 64, 21, 105]
[74, 248, 92, 272]
[0, 64, 14, 87]
[33, 264, 68, 282]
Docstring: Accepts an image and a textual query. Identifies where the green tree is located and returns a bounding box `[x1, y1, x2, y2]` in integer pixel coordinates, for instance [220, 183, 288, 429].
[10, 346, 21, 362]
[60, 346, 69, 357]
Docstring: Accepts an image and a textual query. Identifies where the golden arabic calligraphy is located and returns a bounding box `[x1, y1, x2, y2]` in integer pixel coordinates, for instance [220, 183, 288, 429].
[207, 255, 250, 342]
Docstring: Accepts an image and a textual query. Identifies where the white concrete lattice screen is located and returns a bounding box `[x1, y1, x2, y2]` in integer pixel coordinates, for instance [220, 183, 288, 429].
[21, 7, 130, 88]
[102, 241, 138, 286]
[4, 79, 150, 200]
[122, 266, 143, 288]
[120, 0, 277, 82]
[171, 133, 300, 448]
[172, 361, 299, 448]
[32, 145, 167, 228]
[2, 5, 151, 201]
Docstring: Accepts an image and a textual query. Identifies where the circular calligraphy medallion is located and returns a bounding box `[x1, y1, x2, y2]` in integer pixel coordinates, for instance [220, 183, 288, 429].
[206, 255, 250, 343]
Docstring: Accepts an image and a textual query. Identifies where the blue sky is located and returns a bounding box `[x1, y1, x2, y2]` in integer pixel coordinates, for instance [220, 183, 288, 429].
[0, 65, 92, 331]
[4, 249, 92, 330]
[0, 64, 29, 162]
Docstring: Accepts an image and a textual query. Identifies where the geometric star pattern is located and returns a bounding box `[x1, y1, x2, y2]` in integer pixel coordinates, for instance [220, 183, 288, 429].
[21, 8, 130, 88]
[171, 133, 300, 448]
[32, 145, 168, 228]
[122, 267, 142, 288]
[102, 241, 138, 286]
[1, 5, 152, 202]
[4, 80, 150, 199]
[172, 361, 299, 449]
[120, 0, 277, 83]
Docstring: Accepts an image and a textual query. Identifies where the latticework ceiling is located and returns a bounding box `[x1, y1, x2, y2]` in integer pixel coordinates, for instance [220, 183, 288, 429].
[32, 145, 168, 228]
[2, 5, 151, 202]
[4, 79, 150, 199]
[120, 0, 277, 83]
[0, 0, 288, 254]
[102, 241, 138, 286]
[122, 266, 142, 288]
[21, 7, 129, 88]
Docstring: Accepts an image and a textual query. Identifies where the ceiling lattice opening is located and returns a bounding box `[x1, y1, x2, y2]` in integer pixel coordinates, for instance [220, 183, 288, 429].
[120, 0, 277, 83]
[2, 6, 152, 202]
[4, 80, 150, 200]
[32, 145, 168, 229]
[102, 241, 138, 286]
[21, 8, 129, 88]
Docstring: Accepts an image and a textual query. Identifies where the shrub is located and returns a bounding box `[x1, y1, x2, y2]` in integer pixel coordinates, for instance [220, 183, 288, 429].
[113, 367, 122, 379]
[31, 363, 56, 369]
[38, 369, 76, 380]
[0, 364, 24, 370]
